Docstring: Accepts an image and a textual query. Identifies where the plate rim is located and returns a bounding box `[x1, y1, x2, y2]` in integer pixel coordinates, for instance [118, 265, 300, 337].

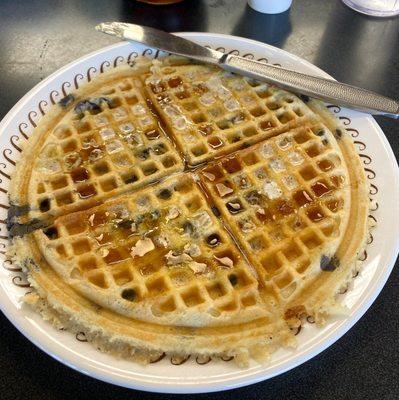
[0, 32, 398, 394]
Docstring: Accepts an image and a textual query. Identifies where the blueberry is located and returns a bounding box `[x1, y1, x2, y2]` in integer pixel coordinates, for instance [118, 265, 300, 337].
[58, 94, 75, 108]
[228, 274, 238, 286]
[158, 188, 172, 200]
[320, 255, 340, 271]
[135, 148, 150, 161]
[74, 97, 111, 116]
[121, 288, 136, 302]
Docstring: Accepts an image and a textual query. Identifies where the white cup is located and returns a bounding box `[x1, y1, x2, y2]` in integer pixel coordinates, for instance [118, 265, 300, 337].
[248, 0, 293, 14]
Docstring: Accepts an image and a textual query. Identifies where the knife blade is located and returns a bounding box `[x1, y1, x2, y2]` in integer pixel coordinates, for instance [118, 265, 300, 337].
[96, 22, 399, 119]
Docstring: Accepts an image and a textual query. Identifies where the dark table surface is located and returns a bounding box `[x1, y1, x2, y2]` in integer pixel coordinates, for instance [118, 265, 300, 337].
[0, 0, 398, 399]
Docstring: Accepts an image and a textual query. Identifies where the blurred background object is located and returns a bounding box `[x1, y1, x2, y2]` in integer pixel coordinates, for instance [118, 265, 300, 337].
[137, 0, 185, 4]
[342, 0, 399, 16]
[122, 0, 207, 31]
[248, 0, 293, 14]
[233, 5, 292, 47]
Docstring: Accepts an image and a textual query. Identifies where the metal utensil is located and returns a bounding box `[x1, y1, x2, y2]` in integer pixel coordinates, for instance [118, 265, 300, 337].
[96, 22, 399, 119]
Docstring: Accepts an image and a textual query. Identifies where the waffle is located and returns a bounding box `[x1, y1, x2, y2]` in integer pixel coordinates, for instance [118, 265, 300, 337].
[144, 61, 319, 166]
[12, 174, 292, 363]
[9, 57, 369, 365]
[8, 62, 183, 232]
[198, 120, 357, 317]
[32, 174, 276, 327]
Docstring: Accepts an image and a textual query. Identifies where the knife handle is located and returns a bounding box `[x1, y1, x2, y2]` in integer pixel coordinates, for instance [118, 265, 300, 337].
[222, 55, 399, 118]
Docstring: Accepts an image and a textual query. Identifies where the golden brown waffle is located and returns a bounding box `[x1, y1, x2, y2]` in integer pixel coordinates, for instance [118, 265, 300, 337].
[199, 122, 352, 312]
[144, 62, 319, 166]
[9, 63, 183, 231]
[12, 174, 293, 364]
[9, 57, 369, 365]
[33, 174, 275, 327]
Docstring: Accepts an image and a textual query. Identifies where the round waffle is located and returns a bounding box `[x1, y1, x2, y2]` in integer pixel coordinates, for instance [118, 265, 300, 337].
[9, 57, 369, 365]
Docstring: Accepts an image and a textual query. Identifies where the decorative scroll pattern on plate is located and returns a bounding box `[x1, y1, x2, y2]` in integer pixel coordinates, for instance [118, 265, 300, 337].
[0, 46, 378, 366]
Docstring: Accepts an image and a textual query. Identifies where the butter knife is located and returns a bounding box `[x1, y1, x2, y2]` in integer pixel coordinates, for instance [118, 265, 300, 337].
[96, 22, 399, 119]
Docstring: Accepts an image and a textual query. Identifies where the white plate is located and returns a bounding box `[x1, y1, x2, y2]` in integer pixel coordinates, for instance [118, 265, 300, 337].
[0, 33, 398, 394]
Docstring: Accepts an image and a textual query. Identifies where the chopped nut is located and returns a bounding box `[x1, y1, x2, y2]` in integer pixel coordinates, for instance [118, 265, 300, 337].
[216, 183, 233, 197]
[214, 256, 234, 268]
[100, 248, 109, 258]
[188, 261, 207, 274]
[209, 237, 218, 246]
[227, 202, 241, 210]
[130, 238, 155, 258]
[131, 222, 137, 232]
[184, 243, 201, 257]
[194, 211, 212, 228]
[257, 208, 266, 215]
[203, 171, 216, 181]
[166, 205, 180, 221]
[155, 234, 169, 248]
[165, 251, 192, 265]
[88, 214, 95, 226]
[95, 233, 104, 241]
